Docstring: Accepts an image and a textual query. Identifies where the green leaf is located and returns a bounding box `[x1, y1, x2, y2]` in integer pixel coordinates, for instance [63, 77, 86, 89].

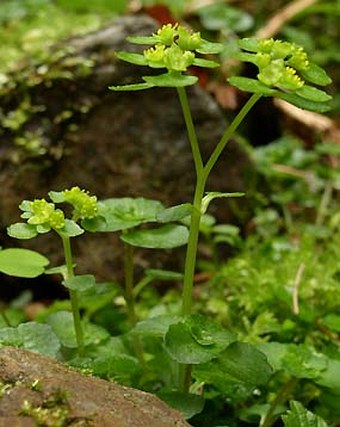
[282, 400, 328, 427]
[48, 190, 65, 203]
[277, 92, 332, 112]
[62, 274, 96, 292]
[121, 224, 188, 249]
[109, 82, 155, 91]
[192, 58, 220, 68]
[91, 354, 140, 382]
[193, 342, 272, 398]
[201, 191, 245, 214]
[156, 203, 192, 223]
[132, 314, 181, 338]
[115, 51, 148, 66]
[314, 358, 340, 389]
[143, 73, 198, 87]
[296, 85, 331, 102]
[228, 76, 276, 95]
[126, 35, 156, 45]
[0, 327, 22, 348]
[83, 197, 164, 232]
[17, 322, 61, 357]
[164, 314, 235, 364]
[158, 391, 204, 419]
[0, 248, 49, 278]
[196, 40, 224, 54]
[46, 311, 78, 348]
[46, 311, 109, 348]
[300, 63, 332, 86]
[59, 219, 84, 237]
[7, 223, 38, 239]
[238, 37, 260, 52]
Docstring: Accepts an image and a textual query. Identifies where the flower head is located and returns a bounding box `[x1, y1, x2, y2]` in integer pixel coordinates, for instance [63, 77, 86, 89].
[20, 198, 65, 231]
[62, 186, 98, 220]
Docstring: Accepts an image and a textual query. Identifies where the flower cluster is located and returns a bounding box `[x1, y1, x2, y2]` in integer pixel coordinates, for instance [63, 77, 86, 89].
[254, 39, 309, 91]
[143, 24, 200, 72]
[62, 186, 98, 221]
[237, 38, 312, 92]
[9, 187, 98, 239]
[110, 23, 223, 90]
[20, 199, 65, 232]
[228, 37, 331, 112]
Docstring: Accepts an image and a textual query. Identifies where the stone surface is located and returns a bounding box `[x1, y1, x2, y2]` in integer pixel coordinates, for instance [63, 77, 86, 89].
[0, 346, 190, 427]
[0, 15, 257, 289]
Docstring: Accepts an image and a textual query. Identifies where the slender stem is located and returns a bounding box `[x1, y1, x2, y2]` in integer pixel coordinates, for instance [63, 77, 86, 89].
[260, 378, 298, 427]
[123, 242, 137, 326]
[178, 91, 262, 392]
[123, 241, 145, 365]
[0, 304, 11, 327]
[181, 93, 262, 318]
[176, 87, 204, 175]
[61, 234, 84, 356]
[315, 180, 333, 226]
[203, 93, 262, 181]
[181, 175, 206, 317]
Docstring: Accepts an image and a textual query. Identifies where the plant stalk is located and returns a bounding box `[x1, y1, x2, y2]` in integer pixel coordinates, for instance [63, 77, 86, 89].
[61, 234, 84, 356]
[177, 89, 262, 392]
[123, 241, 145, 365]
[179, 92, 262, 318]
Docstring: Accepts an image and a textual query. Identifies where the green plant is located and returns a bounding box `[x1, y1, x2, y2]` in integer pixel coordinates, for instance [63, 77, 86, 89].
[109, 23, 332, 392]
[1, 21, 335, 426]
[8, 187, 98, 355]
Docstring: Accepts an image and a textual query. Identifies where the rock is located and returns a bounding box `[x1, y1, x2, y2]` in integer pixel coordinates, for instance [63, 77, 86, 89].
[0, 346, 190, 427]
[0, 14, 257, 289]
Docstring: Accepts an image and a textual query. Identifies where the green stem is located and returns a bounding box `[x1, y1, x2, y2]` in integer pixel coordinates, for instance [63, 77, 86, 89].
[180, 93, 262, 318]
[123, 241, 137, 326]
[178, 92, 262, 392]
[260, 377, 297, 427]
[176, 87, 204, 175]
[61, 234, 84, 356]
[203, 93, 262, 181]
[123, 241, 145, 365]
[0, 304, 11, 327]
[181, 175, 206, 317]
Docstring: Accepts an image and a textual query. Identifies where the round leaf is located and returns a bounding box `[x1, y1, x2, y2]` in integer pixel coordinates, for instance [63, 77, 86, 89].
[62, 274, 96, 292]
[193, 342, 273, 398]
[156, 203, 192, 223]
[121, 224, 189, 249]
[0, 248, 49, 278]
[7, 223, 38, 239]
[164, 315, 235, 364]
[18, 322, 60, 357]
[83, 197, 164, 232]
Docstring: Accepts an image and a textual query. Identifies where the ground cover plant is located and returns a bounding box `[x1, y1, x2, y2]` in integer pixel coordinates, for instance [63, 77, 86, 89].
[0, 10, 339, 427]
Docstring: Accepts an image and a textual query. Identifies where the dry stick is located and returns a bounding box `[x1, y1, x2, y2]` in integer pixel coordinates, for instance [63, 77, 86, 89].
[292, 262, 305, 316]
[256, 0, 319, 39]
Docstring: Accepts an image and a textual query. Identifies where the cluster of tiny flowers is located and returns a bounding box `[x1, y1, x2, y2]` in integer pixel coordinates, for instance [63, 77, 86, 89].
[143, 24, 201, 72]
[62, 186, 98, 220]
[254, 39, 309, 91]
[22, 199, 65, 230]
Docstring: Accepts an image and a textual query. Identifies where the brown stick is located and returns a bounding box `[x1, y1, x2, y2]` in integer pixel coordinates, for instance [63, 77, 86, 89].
[256, 0, 319, 39]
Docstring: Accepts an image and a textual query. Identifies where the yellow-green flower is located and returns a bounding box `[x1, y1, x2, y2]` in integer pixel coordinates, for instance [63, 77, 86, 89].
[63, 186, 98, 220]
